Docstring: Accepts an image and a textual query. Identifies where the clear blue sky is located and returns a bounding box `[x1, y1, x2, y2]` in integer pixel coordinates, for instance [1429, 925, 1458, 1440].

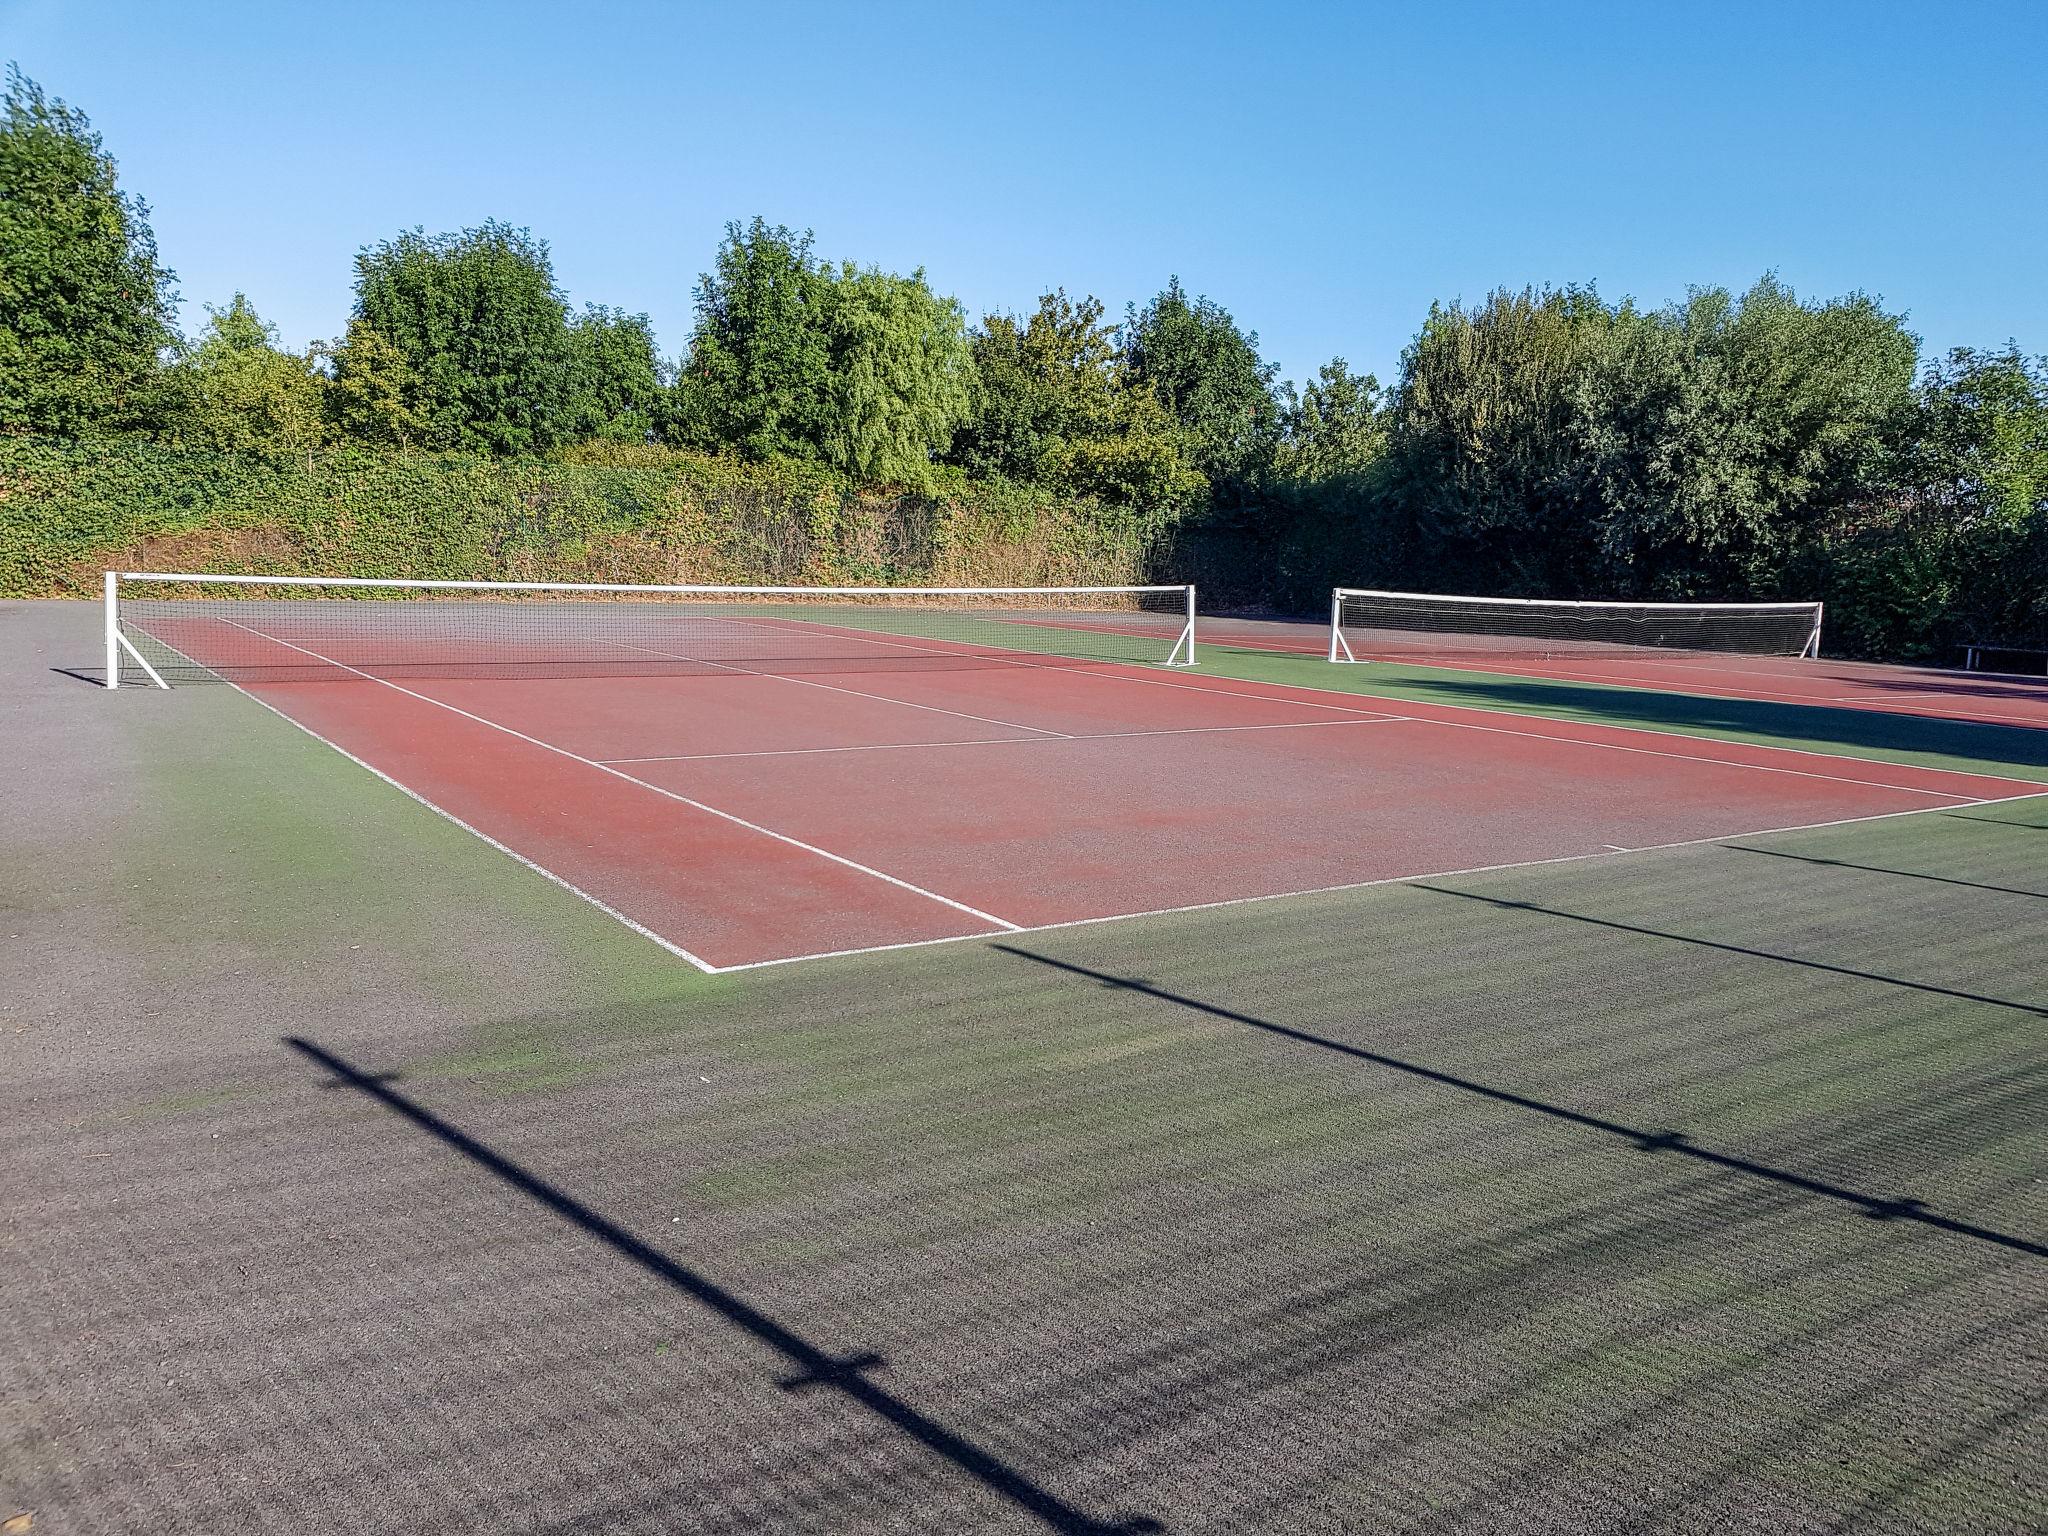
[5, 0, 2042, 389]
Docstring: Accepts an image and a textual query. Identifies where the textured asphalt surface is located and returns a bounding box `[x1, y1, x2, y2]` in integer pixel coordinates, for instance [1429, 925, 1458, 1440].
[3, 598, 2044, 1534]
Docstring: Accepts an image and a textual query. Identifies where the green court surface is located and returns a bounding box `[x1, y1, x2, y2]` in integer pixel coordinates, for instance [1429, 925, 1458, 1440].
[3, 599, 2043, 1534]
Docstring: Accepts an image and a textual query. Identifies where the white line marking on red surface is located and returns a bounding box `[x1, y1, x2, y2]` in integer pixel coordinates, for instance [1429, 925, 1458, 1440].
[218, 619, 1023, 935]
[185, 670, 724, 973]
[705, 789, 2048, 972]
[179, 617, 2048, 974]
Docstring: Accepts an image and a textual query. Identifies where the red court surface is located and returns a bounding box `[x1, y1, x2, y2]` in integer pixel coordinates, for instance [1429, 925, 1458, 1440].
[1204, 617, 2048, 731]
[187, 617, 2048, 972]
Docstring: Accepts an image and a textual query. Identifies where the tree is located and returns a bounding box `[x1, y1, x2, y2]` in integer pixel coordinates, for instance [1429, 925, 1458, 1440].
[953, 290, 1124, 482]
[1911, 345, 2048, 533]
[569, 305, 663, 443]
[351, 221, 579, 453]
[1822, 346, 2048, 657]
[168, 294, 323, 455]
[319, 319, 430, 448]
[1278, 359, 1387, 480]
[675, 219, 832, 460]
[817, 264, 971, 486]
[0, 67, 178, 434]
[1123, 278, 1279, 496]
[1574, 277, 1918, 593]
[953, 289, 1204, 510]
[1382, 284, 1619, 591]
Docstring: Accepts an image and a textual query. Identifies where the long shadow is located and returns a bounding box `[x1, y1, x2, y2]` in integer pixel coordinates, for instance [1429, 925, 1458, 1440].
[991, 947, 2045, 1261]
[1725, 843, 2048, 902]
[1395, 674, 2048, 774]
[1945, 812, 2048, 831]
[287, 1036, 1160, 1536]
[1409, 885, 2048, 1020]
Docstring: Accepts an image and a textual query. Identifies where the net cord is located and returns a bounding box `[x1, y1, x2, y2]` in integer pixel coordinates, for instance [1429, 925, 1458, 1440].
[1332, 586, 1822, 614]
[115, 571, 1190, 597]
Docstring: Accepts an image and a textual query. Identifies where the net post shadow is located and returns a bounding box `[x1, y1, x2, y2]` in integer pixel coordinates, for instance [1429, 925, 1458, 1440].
[1405, 884, 2048, 1021]
[988, 946, 2046, 1261]
[284, 1035, 1162, 1536]
[1723, 843, 2048, 902]
[1943, 812, 2048, 831]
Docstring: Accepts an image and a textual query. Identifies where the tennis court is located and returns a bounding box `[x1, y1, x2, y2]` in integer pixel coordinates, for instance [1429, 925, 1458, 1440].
[15, 586, 2047, 1536]
[1212, 591, 2048, 731]
[107, 574, 2047, 971]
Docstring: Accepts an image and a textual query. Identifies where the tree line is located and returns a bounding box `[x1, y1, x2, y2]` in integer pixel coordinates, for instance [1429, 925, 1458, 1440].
[2, 66, 2042, 658]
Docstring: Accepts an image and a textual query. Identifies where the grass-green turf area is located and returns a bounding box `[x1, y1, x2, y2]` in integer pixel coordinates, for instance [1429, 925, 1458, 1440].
[10, 607, 2045, 1534]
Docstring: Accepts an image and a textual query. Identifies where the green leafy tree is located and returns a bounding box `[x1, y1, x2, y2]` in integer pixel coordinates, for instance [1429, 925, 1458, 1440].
[168, 294, 324, 455]
[1911, 345, 2048, 532]
[319, 319, 430, 448]
[954, 290, 1124, 481]
[1382, 284, 1619, 590]
[1822, 345, 2048, 657]
[1041, 406, 1207, 512]
[1574, 277, 1918, 592]
[1123, 278, 1279, 496]
[0, 67, 178, 434]
[351, 221, 578, 453]
[569, 304, 663, 443]
[675, 218, 832, 460]
[817, 264, 971, 486]
[954, 289, 1203, 510]
[1278, 359, 1387, 480]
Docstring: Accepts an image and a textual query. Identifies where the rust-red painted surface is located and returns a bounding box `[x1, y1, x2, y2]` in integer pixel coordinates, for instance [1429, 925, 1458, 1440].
[232, 626, 2041, 968]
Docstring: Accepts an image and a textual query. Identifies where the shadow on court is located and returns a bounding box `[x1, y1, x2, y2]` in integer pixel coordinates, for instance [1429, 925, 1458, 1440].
[1405, 885, 2048, 1025]
[991, 946, 2047, 1261]
[286, 1035, 1162, 1536]
[1398, 674, 2048, 775]
[1724, 843, 2048, 901]
[1946, 811, 2048, 831]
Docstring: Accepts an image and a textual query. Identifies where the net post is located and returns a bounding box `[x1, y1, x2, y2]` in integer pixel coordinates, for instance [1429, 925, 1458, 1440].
[1172, 584, 1197, 666]
[1804, 604, 1824, 659]
[103, 570, 120, 689]
[1327, 589, 1358, 663]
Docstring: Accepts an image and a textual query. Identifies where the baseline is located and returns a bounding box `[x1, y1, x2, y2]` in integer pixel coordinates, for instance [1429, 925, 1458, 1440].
[708, 788, 2048, 972]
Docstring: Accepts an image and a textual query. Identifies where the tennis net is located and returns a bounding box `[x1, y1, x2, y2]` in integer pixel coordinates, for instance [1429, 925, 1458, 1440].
[104, 573, 1198, 687]
[1327, 587, 1823, 664]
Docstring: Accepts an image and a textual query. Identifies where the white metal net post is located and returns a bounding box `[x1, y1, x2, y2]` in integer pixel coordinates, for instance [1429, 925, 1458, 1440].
[1327, 587, 1824, 665]
[104, 573, 1200, 687]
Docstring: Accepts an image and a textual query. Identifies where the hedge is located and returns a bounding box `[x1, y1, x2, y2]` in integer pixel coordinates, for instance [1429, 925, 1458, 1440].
[0, 435, 1174, 597]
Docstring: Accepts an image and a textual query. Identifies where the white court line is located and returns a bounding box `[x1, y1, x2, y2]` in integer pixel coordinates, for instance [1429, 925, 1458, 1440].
[599, 635, 1073, 740]
[112, 631, 724, 973]
[216, 619, 1023, 935]
[599, 715, 1403, 766]
[707, 789, 2048, 972]
[713, 616, 2048, 797]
